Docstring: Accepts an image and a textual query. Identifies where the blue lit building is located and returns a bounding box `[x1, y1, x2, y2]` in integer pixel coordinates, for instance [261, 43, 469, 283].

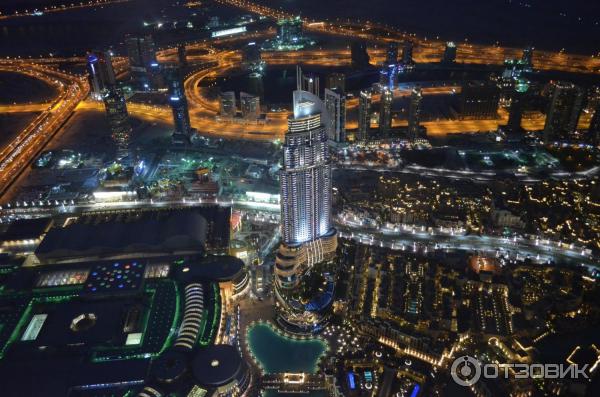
[276, 90, 337, 290]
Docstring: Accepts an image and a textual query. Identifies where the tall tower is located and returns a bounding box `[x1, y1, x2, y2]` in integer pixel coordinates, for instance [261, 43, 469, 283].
[543, 81, 584, 143]
[125, 34, 158, 89]
[165, 66, 192, 136]
[386, 42, 399, 65]
[379, 88, 393, 136]
[87, 50, 116, 99]
[177, 44, 187, 68]
[402, 41, 414, 65]
[351, 41, 370, 69]
[442, 42, 457, 64]
[276, 90, 337, 289]
[324, 88, 346, 143]
[103, 88, 131, 151]
[522, 46, 534, 69]
[296, 65, 319, 96]
[357, 90, 372, 142]
[506, 79, 529, 133]
[408, 87, 423, 141]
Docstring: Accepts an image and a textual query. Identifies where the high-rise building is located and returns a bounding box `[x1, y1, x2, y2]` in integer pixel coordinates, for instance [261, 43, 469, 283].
[125, 34, 158, 89]
[459, 81, 500, 119]
[522, 46, 534, 69]
[386, 42, 399, 65]
[126, 34, 156, 70]
[164, 66, 192, 137]
[296, 65, 319, 96]
[240, 92, 260, 120]
[357, 90, 372, 141]
[402, 41, 414, 65]
[86, 50, 116, 99]
[276, 90, 337, 289]
[505, 79, 530, 134]
[380, 63, 398, 90]
[543, 81, 584, 143]
[103, 88, 131, 151]
[219, 91, 237, 118]
[326, 73, 345, 92]
[324, 88, 346, 142]
[379, 88, 393, 136]
[177, 44, 187, 68]
[588, 102, 600, 146]
[408, 87, 423, 141]
[351, 41, 370, 69]
[442, 41, 457, 64]
[241, 42, 264, 74]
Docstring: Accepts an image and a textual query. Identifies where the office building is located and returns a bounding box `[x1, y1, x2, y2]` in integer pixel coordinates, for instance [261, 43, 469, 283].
[86, 50, 116, 99]
[408, 87, 423, 141]
[241, 42, 264, 74]
[219, 91, 237, 118]
[326, 73, 346, 92]
[379, 88, 393, 136]
[177, 44, 187, 67]
[402, 40, 414, 65]
[351, 41, 370, 68]
[276, 90, 337, 289]
[125, 34, 158, 89]
[386, 42, 399, 65]
[296, 65, 319, 96]
[103, 88, 131, 151]
[459, 81, 500, 119]
[442, 41, 457, 64]
[505, 79, 530, 134]
[357, 90, 372, 141]
[543, 81, 584, 143]
[240, 91, 260, 120]
[324, 88, 346, 142]
[165, 66, 192, 136]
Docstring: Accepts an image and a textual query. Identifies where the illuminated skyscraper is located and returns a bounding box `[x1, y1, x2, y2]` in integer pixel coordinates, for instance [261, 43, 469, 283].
[505, 79, 530, 134]
[543, 81, 584, 143]
[276, 90, 337, 289]
[357, 90, 372, 141]
[379, 88, 393, 136]
[86, 50, 116, 99]
[103, 88, 131, 151]
[296, 65, 319, 96]
[219, 91, 237, 118]
[442, 41, 457, 64]
[165, 66, 192, 136]
[407, 87, 423, 141]
[324, 88, 346, 142]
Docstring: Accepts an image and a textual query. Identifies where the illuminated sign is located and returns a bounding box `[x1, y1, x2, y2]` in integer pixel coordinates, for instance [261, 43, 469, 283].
[211, 26, 247, 38]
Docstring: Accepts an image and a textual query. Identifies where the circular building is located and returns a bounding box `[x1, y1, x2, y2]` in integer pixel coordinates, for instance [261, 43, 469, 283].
[192, 344, 250, 396]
